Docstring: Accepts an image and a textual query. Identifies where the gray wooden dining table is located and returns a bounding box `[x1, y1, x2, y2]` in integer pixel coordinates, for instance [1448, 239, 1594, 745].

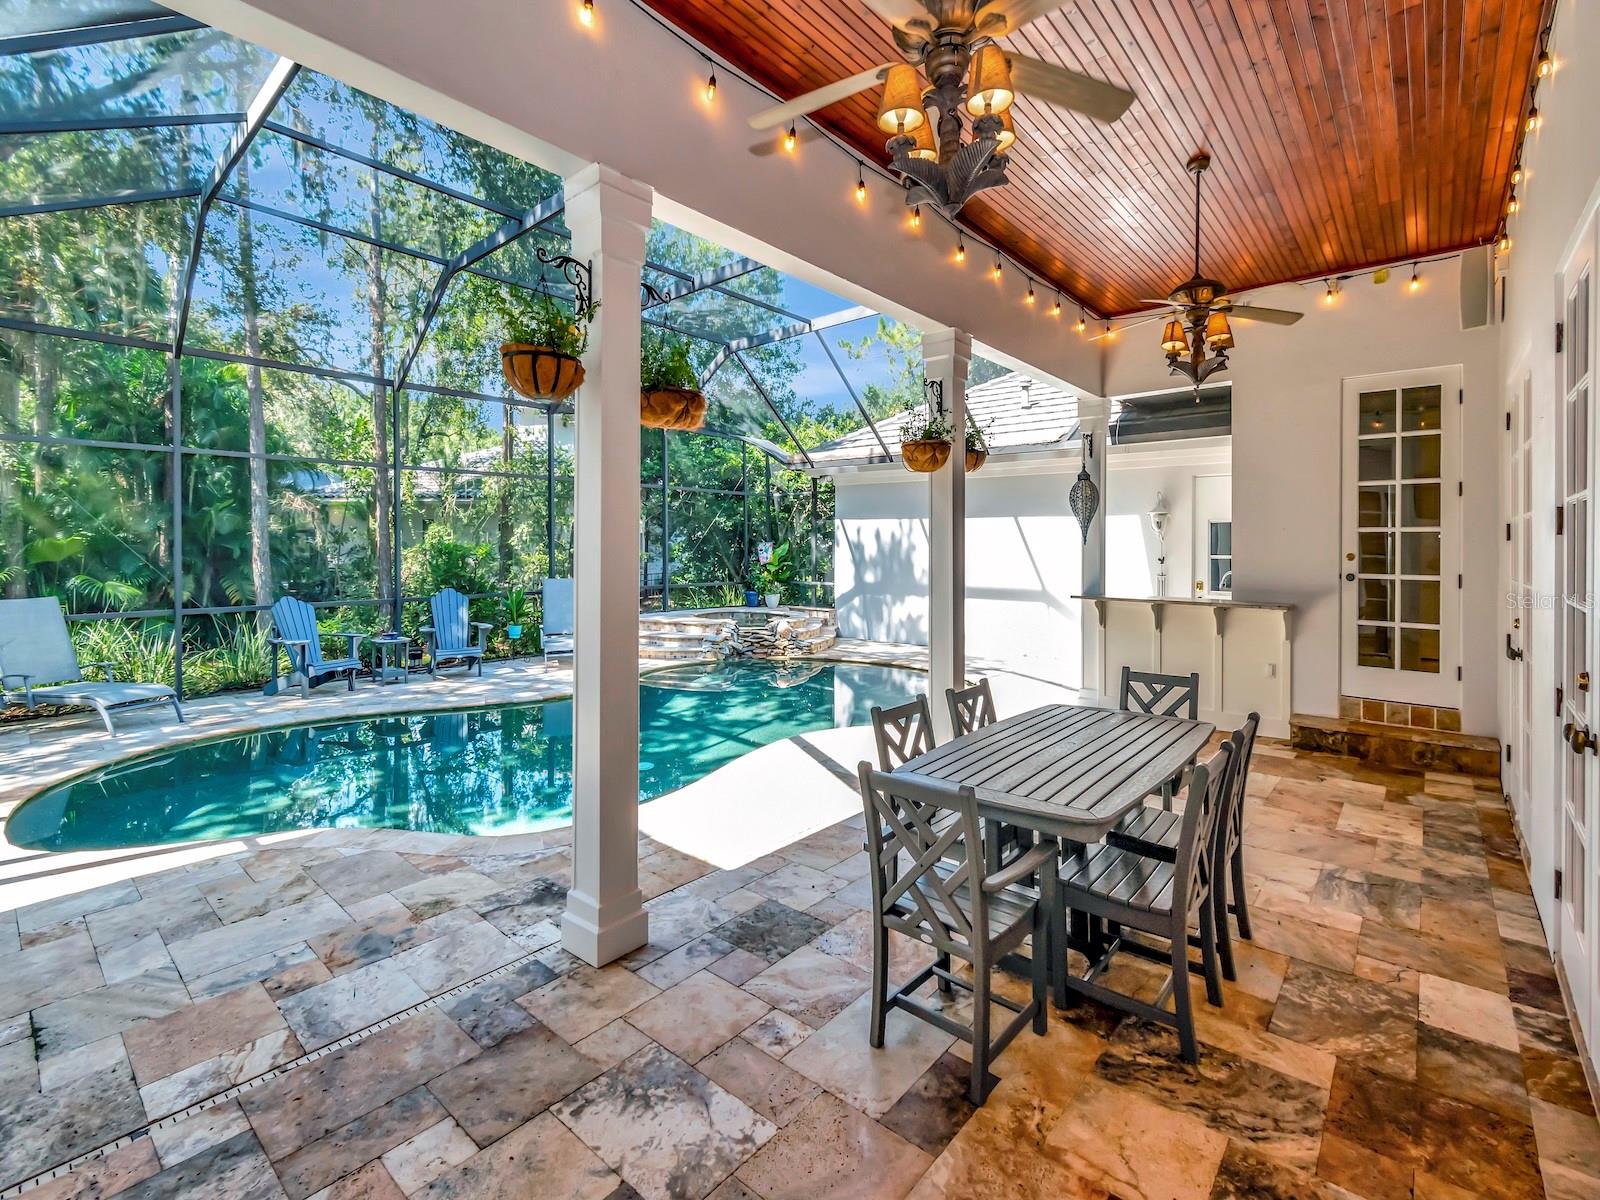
[890, 702, 1216, 844]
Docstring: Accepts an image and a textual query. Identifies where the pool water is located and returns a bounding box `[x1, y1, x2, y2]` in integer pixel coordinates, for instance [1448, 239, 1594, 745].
[7, 660, 920, 851]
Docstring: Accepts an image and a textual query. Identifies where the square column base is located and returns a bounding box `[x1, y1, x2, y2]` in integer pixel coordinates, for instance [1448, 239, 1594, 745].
[561, 885, 648, 966]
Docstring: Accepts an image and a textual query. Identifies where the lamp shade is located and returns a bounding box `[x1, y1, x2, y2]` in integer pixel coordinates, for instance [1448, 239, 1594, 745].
[1204, 310, 1233, 349]
[1160, 318, 1187, 354]
[966, 46, 1015, 116]
[907, 114, 938, 160]
[994, 108, 1015, 152]
[877, 64, 927, 135]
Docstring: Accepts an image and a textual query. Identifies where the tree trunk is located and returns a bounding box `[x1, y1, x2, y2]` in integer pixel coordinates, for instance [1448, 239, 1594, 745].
[236, 162, 274, 614]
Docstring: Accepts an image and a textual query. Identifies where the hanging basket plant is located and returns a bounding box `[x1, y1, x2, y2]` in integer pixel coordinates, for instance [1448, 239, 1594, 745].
[640, 330, 706, 431]
[964, 415, 990, 472]
[495, 290, 597, 402]
[899, 408, 953, 473]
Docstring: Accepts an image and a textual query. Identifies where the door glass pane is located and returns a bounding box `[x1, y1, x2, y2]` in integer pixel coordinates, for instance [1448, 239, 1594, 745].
[1359, 533, 1394, 574]
[1359, 579, 1392, 621]
[1358, 624, 1394, 669]
[1359, 439, 1395, 481]
[1401, 532, 1441, 575]
[1401, 433, 1441, 480]
[1209, 557, 1232, 592]
[1401, 386, 1442, 431]
[1359, 390, 1397, 434]
[1209, 522, 1232, 556]
[1401, 580, 1440, 624]
[1574, 386, 1590, 493]
[1400, 626, 1440, 673]
[1401, 483, 1440, 527]
[1358, 486, 1394, 528]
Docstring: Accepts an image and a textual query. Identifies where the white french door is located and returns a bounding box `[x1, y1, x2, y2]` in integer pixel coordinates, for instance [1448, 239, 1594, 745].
[1340, 366, 1463, 707]
[1557, 235, 1597, 1044]
[1508, 373, 1546, 929]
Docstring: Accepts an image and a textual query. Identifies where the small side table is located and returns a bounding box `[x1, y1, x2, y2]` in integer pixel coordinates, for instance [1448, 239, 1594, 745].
[369, 634, 411, 685]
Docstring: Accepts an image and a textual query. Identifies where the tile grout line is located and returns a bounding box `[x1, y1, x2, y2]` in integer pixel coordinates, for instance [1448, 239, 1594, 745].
[1, 945, 557, 1196]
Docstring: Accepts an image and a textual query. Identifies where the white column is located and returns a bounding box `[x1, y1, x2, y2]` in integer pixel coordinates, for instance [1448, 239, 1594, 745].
[1076, 395, 1110, 707]
[562, 163, 651, 966]
[924, 328, 971, 737]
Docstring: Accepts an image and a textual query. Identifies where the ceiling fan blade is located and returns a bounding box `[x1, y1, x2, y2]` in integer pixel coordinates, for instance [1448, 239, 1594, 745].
[1138, 298, 1182, 308]
[1007, 54, 1135, 124]
[747, 65, 894, 131]
[1229, 304, 1304, 326]
[860, 0, 934, 29]
[975, 0, 1073, 37]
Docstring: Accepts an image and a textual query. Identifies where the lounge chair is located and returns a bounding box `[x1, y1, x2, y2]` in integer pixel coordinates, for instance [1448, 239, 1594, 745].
[0, 597, 183, 734]
[265, 596, 364, 700]
[420, 587, 489, 678]
[541, 578, 574, 662]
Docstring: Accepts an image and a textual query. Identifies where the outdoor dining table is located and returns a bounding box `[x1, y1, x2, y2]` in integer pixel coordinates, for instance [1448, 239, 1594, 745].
[889, 702, 1216, 959]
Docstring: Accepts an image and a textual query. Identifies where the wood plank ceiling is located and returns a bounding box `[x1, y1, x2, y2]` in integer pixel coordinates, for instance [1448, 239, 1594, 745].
[642, 0, 1552, 316]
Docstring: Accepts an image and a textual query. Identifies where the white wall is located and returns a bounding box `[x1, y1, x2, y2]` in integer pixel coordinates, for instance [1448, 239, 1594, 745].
[1104, 437, 1232, 600]
[171, 0, 1102, 399]
[1494, 0, 1600, 974]
[835, 464, 1081, 689]
[1105, 261, 1500, 732]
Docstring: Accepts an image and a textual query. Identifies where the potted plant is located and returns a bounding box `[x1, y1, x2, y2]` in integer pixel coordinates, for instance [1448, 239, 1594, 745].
[899, 408, 953, 473]
[496, 290, 598, 402]
[755, 541, 792, 608]
[501, 586, 530, 642]
[640, 331, 707, 431]
[965, 416, 990, 472]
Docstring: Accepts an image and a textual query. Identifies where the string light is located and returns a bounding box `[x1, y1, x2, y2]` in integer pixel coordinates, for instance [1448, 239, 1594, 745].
[1025, 278, 1036, 305]
[784, 124, 797, 153]
[1537, 37, 1553, 78]
[1076, 309, 1087, 334]
[1510, 161, 1523, 186]
[1052, 292, 1063, 317]
[1408, 262, 1422, 293]
[955, 235, 966, 264]
[1498, 230, 1513, 255]
[1526, 102, 1541, 133]
[1506, 191, 1520, 216]
[1103, 323, 1116, 341]
[854, 163, 867, 204]
[578, 0, 594, 26]
[991, 257, 1003, 281]
[703, 68, 717, 104]
[910, 205, 921, 229]
[1322, 278, 1339, 306]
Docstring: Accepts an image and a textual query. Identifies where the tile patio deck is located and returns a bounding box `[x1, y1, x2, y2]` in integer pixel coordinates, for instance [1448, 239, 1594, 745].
[0, 694, 1596, 1197]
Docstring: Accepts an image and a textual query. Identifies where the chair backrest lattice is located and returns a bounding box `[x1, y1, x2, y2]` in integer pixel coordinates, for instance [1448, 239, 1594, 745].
[1174, 740, 1234, 923]
[1221, 713, 1261, 864]
[871, 694, 938, 770]
[1120, 667, 1200, 719]
[946, 678, 997, 737]
[430, 588, 472, 651]
[858, 764, 987, 957]
[269, 596, 326, 669]
[0, 597, 84, 687]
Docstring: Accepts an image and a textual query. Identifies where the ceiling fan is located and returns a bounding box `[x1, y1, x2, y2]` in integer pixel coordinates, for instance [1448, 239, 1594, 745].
[1138, 151, 1303, 393]
[748, 0, 1135, 218]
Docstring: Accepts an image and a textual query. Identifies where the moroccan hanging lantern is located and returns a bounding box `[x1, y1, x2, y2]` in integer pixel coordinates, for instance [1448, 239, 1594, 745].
[1069, 433, 1100, 544]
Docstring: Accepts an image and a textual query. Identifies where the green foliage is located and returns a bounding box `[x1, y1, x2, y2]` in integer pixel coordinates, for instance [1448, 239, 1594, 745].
[899, 408, 952, 443]
[501, 586, 530, 625]
[491, 289, 598, 358]
[402, 526, 495, 598]
[71, 621, 177, 691]
[965, 417, 990, 451]
[640, 331, 700, 392]
[754, 541, 793, 596]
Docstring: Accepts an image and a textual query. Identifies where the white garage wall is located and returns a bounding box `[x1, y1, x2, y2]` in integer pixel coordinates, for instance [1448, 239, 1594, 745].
[1104, 260, 1500, 732]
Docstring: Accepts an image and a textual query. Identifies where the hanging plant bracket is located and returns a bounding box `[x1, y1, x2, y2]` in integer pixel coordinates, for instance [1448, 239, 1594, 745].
[533, 245, 594, 312]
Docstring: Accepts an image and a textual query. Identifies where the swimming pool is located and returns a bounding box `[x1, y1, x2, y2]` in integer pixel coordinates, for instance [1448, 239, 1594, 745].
[6, 660, 921, 851]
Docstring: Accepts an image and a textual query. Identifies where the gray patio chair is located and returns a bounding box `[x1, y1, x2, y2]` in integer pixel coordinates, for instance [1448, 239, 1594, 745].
[1050, 739, 1234, 1064]
[0, 597, 183, 734]
[945, 677, 997, 736]
[265, 596, 364, 700]
[870, 694, 937, 770]
[857, 763, 1055, 1104]
[420, 587, 489, 677]
[1108, 713, 1260, 980]
[1120, 666, 1201, 808]
[541, 578, 574, 662]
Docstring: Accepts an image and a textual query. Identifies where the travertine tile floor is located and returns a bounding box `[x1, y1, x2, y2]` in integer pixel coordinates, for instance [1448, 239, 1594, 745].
[0, 737, 1596, 1199]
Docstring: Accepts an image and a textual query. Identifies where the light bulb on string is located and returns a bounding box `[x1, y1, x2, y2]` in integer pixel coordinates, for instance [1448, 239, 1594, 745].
[1537, 41, 1552, 78]
[1408, 263, 1422, 293]
[854, 163, 867, 204]
[703, 68, 717, 104]
[1052, 292, 1062, 317]
[1076, 310, 1087, 335]
[578, 0, 594, 26]
[1322, 278, 1339, 306]
[992, 257, 1003, 281]
[784, 124, 797, 153]
[1025, 278, 1036, 305]
[1498, 230, 1512, 255]
[1507, 191, 1520, 216]
[955, 235, 966, 264]
[1526, 104, 1541, 133]
[910, 205, 921, 229]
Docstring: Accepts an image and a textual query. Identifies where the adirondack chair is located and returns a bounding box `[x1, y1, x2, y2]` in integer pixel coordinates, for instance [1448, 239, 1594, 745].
[265, 596, 364, 699]
[541, 578, 574, 662]
[420, 587, 489, 677]
[0, 597, 184, 734]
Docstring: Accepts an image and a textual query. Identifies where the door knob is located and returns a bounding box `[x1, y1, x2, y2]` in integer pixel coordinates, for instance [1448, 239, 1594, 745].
[1573, 727, 1598, 755]
[1581, 671, 1591, 692]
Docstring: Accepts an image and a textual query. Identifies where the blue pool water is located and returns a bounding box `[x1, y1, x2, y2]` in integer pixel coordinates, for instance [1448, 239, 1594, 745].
[7, 660, 921, 851]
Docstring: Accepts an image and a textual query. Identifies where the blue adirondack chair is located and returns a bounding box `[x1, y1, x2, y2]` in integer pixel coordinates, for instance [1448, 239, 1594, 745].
[265, 596, 365, 699]
[421, 588, 490, 677]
